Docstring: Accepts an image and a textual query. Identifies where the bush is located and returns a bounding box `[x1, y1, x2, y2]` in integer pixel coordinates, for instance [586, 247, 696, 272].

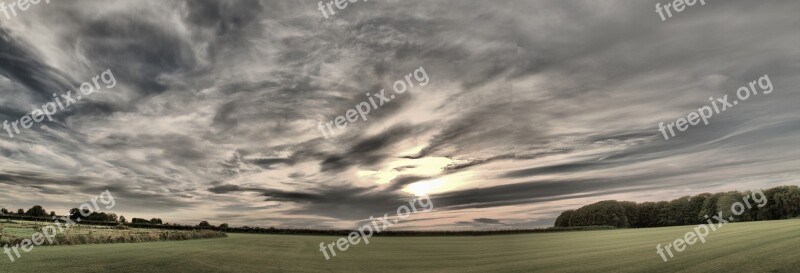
[1, 223, 226, 247]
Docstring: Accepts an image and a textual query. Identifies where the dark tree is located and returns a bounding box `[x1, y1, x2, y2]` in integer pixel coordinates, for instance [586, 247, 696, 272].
[554, 210, 574, 228]
[568, 201, 629, 228]
[131, 218, 151, 224]
[69, 208, 91, 221]
[619, 201, 640, 227]
[687, 193, 711, 224]
[554, 186, 800, 228]
[699, 193, 723, 220]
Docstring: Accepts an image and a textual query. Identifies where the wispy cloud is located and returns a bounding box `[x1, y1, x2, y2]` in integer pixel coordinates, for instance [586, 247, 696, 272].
[0, 0, 798, 229]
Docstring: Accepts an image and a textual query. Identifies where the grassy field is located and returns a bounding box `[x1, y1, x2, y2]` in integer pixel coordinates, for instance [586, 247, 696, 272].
[0, 220, 225, 246]
[2, 219, 799, 272]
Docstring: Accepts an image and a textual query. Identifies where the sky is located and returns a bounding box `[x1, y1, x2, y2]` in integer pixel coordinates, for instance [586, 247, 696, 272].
[0, 0, 798, 229]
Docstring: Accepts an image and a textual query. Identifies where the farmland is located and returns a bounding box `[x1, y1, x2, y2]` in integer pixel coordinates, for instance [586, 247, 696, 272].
[2, 219, 799, 272]
[0, 219, 225, 247]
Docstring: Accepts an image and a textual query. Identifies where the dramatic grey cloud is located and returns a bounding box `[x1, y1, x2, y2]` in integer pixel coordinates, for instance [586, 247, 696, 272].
[0, 0, 799, 229]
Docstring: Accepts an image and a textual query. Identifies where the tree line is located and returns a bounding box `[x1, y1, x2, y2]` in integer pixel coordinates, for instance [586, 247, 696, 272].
[554, 185, 800, 228]
[0, 205, 223, 229]
[0, 206, 120, 222]
[1, 205, 614, 236]
[0, 205, 57, 218]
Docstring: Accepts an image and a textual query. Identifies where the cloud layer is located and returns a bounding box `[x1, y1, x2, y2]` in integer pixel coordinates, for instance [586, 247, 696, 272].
[0, 0, 799, 229]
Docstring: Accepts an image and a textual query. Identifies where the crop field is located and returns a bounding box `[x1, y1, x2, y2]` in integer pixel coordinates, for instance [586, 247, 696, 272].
[1, 219, 799, 272]
[1, 220, 121, 239]
[0, 220, 225, 247]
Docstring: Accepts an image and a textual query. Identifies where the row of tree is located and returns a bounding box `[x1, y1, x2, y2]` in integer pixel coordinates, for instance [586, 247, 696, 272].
[0, 202, 286, 234]
[68, 208, 119, 222]
[555, 185, 800, 228]
[0, 206, 122, 222]
[1, 205, 56, 217]
[0, 206, 227, 229]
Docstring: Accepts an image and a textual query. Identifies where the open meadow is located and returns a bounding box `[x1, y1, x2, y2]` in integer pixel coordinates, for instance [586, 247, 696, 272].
[2, 219, 799, 273]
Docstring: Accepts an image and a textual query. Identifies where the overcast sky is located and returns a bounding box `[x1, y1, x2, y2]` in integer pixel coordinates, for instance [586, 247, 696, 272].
[0, 0, 798, 229]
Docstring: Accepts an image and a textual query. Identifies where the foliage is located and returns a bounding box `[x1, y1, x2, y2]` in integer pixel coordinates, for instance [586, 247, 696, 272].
[555, 185, 800, 228]
[25, 206, 48, 217]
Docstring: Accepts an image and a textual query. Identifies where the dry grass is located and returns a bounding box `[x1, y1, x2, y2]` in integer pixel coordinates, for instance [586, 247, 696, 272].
[0, 220, 226, 247]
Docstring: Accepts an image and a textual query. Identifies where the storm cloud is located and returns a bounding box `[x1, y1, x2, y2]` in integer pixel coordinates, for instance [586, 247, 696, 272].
[0, 0, 799, 229]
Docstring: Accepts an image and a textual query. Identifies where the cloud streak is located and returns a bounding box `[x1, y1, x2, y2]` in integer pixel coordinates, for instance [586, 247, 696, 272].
[0, 0, 798, 229]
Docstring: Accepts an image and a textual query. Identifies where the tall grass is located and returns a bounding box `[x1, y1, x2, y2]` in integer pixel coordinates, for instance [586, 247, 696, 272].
[1, 221, 226, 247]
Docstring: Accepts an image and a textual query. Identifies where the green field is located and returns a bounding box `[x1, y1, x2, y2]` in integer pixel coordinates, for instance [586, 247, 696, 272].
[2, 219, 799, 272]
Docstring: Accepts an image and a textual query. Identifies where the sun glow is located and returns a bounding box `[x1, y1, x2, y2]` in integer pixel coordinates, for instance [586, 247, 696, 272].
[357, 157, 455, 184]
[403, 171, 475, 196]
[405, 178, 448, 196]
[357, 155, 476, 196]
